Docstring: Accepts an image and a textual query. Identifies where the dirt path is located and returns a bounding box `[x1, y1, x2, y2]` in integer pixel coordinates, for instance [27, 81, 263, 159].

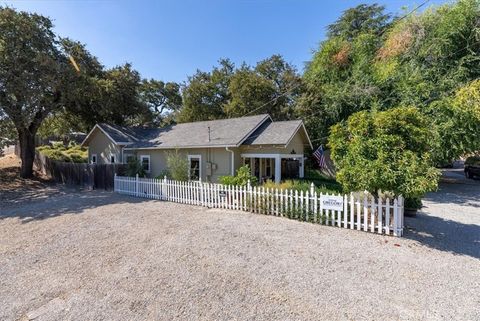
[0, 187, 479, 321]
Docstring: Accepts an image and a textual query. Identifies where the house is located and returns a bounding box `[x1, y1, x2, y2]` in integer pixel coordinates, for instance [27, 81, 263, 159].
[81, 114, 313, 183]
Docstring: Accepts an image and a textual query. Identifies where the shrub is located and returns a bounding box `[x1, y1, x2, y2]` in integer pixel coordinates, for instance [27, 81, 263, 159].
[219, 165, 257, 186]
[405, 197, 422, 210]
[329, 106, 440, 198]
[166, 150, 189, 181]
[36, 142, 88, 163]
[125, 158, 146, 177]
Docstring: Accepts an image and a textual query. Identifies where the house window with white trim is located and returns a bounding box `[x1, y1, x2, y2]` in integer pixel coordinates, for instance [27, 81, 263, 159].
[188, 155, 201, 180]
[140, 155, 150, 173]
[110, 154, 116, 164]
[91, 154, 97, 164]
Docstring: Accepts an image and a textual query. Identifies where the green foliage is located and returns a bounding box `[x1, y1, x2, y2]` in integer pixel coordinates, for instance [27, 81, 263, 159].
[327, 3, 392, 40]
[139, 79, 182, 126]
[299, 0, 480, 156]
[37, 143, 88, 163]
[329, 107, 440, 198]
[125, 158, 146, 177]
[178, 55, 301, 122]
[166, 150, 189, 181]
[219, 165, 258, 186]
[405, 197, 423, 210]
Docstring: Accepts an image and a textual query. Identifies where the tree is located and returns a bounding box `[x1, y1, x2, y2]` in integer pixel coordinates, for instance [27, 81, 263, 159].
[178, 55, 302, 122]
[0, 7, 70, 177]
[329, 107, 440, 198]
[327, 3, 391, 40]
[139, 79, 182, 126]
[177, 59, 233, 123]
[430, 79, 480, 163]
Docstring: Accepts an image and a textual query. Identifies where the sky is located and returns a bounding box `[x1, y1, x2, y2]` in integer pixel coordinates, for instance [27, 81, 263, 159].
[3, 0, 449, 83]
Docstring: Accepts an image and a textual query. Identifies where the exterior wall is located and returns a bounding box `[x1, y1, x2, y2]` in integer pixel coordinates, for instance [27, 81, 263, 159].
[238, 129, 307, 156]
[128, 147, 234, 182]
[87, 127, 122, 164]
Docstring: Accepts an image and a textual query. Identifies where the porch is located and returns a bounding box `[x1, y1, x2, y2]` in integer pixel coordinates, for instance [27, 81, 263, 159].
[241, 153, 304, 184]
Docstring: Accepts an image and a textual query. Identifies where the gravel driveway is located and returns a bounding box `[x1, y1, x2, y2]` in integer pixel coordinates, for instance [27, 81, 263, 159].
[1, 182, 479, 321]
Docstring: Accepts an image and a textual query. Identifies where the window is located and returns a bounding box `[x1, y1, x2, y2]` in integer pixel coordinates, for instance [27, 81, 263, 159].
[140, 155, 150, 173]
[188, 155, 201, 180]
[110, 154, 116, 164]
[91, 154, 97, 164]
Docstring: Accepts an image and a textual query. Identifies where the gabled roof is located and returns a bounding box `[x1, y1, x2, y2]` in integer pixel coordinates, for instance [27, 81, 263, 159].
[242, 120, 311, 146]
[82, 114, 271, 149]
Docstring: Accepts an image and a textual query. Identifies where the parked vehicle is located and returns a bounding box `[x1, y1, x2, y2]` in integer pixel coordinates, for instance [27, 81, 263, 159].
[464, 156, 480, 179]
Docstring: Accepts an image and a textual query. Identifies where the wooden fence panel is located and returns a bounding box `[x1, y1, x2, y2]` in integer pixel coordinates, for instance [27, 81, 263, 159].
[34, 151, 125, 190]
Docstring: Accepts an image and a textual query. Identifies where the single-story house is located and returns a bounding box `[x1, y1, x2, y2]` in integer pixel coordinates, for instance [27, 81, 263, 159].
[81, 114, 313, 183]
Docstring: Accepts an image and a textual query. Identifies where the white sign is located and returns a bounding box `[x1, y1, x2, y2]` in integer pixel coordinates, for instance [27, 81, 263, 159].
[321, 195, 344, 211]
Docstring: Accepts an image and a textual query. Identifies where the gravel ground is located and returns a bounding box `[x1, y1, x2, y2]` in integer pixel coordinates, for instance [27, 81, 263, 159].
[0, 183, 479, 321]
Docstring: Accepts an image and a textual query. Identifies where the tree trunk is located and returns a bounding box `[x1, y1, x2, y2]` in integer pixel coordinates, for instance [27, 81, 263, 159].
[18, 130, 36, 178]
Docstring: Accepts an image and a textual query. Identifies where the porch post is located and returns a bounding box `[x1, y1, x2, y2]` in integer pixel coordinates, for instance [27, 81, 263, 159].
[259, 158, 263, 180]
[275, 155, 281, 184]
[299, 155, 305, 178]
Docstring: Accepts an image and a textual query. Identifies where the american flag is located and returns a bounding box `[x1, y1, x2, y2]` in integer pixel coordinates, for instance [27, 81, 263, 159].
[313, 145, 326, 168]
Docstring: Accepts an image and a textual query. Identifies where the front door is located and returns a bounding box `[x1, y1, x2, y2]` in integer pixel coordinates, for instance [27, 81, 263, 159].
[282, 159, 299, 179]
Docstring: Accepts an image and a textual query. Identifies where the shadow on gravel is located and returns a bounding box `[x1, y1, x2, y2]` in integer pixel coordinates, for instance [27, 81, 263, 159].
[423, 182, 480, 208]
[404, 214, 480, 259]
[0, 191, 148, 224]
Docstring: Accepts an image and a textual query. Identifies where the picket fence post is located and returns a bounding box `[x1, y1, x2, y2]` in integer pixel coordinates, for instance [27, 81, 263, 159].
[113, 175, 405, 238]
[135, 174, 139, 197]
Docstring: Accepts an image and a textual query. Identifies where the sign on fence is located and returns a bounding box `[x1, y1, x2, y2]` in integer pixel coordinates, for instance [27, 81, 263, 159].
[320, 195, 344, 211]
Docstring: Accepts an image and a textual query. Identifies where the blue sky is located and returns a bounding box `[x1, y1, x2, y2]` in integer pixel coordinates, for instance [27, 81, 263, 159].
[3, 0, 448, 83]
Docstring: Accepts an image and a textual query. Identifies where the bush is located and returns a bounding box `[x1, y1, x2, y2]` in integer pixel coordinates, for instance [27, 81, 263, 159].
[219, 165, 257, 186]
[166, 150, 189, 181]
[262, 179, 339, 195]
[36, 142, 88, 163]
[329, 106, 440, 198]
[125, 158, 146, 177]
[405, 197, 422, 210]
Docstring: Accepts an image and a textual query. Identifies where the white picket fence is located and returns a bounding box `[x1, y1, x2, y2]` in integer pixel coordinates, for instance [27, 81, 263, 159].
[114, 175, 404, 237]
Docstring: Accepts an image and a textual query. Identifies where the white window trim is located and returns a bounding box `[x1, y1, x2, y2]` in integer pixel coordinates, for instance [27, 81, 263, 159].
[110, 153, 116, 164]
[140, 155, 150, 173]
[188, 154, 202, 181]
[91, 154, 97, 164]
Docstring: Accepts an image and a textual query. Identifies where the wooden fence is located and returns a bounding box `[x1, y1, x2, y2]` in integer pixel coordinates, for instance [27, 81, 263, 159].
[35, 152, 125, 190]
[114, 175, 404, 237]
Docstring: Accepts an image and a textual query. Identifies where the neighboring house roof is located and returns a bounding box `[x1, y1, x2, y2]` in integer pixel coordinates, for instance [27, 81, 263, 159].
[82, 114, 312, 150]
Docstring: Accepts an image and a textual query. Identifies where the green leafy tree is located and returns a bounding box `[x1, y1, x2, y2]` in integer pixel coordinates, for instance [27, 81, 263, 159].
[139, 79, 182, 126]
[430, 79, 480, 163]
[329, 107, 440, 198]
[178, 59, 233, 123]
[178, 55, 302, 122]
[0, 7, 71, 177]
[327, 3, 392, 40]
